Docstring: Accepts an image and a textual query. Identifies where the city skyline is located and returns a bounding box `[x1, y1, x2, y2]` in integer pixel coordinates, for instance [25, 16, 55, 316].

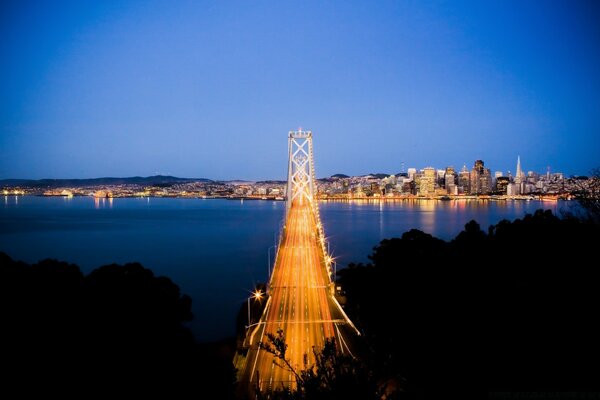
[0, 153, 575, 182]
[2, 1, 599, 180]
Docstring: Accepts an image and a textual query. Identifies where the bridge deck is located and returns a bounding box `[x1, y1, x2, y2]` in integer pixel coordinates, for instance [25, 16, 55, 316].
[237, 199, 355, 394]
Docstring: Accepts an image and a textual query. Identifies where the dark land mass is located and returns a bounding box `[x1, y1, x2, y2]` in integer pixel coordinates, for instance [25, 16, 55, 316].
[2, 173, 389, 188]
[318, 174, 351, 183]
[256, 180, 287, 185]
[337, 209, 600, 398]
[0, 253, 236, 399]
[365, 173, 390, 179]
[0, 175, 212, 188]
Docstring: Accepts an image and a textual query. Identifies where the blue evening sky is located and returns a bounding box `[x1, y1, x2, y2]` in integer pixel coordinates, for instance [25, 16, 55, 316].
[1, 0, 599, 180]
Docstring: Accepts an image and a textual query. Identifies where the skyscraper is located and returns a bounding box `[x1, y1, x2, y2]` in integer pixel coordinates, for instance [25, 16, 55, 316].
[470, 160, 492, 195]
[458, 164, 470, 194]
[470, 160, 484, 194]
[419, 167, 436, 195]
[495, 176, 510, 194]
[480, 167, 492, 194]
[445, 166, 457, 195]
[515, 156, 525, 185]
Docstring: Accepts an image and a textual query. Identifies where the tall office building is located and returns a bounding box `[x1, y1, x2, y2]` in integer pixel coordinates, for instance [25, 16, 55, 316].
[474, 160, 485, 173]
[495, 176, 510, 194]
[419, 167, 436, 195]
[515, 156, 525, 185]
[458, 164, 470, 194]
[436, 169, 446, 188]
[527, 171, 538, 184]
[480, 167, 493, 194]
[445, 166, 457, 194]
[512, 156, 527, 195]
[470, 160, 492, 195]
[470, 160, 484, 194]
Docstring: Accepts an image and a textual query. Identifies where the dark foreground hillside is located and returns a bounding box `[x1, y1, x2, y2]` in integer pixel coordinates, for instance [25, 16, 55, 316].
[338, 210, 600, 398]
[0, 254, 235, 398]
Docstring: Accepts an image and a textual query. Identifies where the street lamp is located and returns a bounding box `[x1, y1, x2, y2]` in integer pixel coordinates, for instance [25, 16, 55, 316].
[325, 255, 337, 282]
[247, 290, 263, 326]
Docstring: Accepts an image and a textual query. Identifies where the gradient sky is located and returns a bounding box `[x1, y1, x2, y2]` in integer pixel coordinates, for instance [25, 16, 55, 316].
[1, 0, 599, 180]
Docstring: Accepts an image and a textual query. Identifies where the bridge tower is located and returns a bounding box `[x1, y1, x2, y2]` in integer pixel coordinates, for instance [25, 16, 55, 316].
[286, 129, 316, 214]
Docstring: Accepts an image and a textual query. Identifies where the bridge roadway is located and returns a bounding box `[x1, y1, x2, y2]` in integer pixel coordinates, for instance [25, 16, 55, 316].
[238, 199, 356, 394]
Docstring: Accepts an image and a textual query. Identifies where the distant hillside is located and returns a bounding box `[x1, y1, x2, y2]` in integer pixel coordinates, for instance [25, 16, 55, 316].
[256, 180, 286, 185]
[330, 173, 350, 178]
[364, 173, 390, 179]
[0, 175, 212, 188]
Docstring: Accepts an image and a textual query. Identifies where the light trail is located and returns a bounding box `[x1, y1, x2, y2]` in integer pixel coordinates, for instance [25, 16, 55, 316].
[241, 199, 353, 394]
[236, 130, 357, 397]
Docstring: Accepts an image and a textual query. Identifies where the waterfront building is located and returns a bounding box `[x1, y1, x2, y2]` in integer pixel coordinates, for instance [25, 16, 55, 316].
[470, 160, 483, 194]
[436, 169, 446, 188]
[495, 176, 510, 194]
[469, 160, 492, 195]
[419, 167, 436, 195]
[458, 164, 470, 194]
[480, 167, 493, 194]
[407, 168, 417, 181]
[515, 156, 525, 186]
[444, 166, 456, 194]
[527, 171, 538, 184]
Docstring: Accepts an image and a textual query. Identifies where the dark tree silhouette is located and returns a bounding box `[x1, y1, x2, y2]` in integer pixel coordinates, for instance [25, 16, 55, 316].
[258, 329, 386, 400]
[0, 254, 236, 399]
[337, 210, 600, 398]
[567, 167, 600, 223]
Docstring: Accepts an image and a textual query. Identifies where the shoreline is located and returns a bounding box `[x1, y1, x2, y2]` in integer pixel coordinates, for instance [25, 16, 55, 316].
[3, 193, 568, 202]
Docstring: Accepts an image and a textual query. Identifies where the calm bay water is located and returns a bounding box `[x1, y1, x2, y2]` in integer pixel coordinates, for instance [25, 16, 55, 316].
[0, 196, 566, 341]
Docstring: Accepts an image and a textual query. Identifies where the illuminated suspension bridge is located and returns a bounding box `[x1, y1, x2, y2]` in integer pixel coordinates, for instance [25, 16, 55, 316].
[235, 129, 359, 396]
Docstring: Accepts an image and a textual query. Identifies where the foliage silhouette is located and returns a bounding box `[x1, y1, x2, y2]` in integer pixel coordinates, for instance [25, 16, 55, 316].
[338, 209, 600, 397]
[566, 167, 600, 223]
[257, 329, 385, 400]
[0, 254, 236, 398]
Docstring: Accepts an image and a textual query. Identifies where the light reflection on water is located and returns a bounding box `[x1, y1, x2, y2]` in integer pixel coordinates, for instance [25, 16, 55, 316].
[93, 197, 114, 209]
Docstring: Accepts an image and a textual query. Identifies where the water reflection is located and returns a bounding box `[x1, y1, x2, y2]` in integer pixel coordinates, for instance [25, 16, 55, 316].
[379, 200, 384, 238]
[418, 200, 436, 234]
[2, 195, 24, 207]
[94, 197, 113, 209]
